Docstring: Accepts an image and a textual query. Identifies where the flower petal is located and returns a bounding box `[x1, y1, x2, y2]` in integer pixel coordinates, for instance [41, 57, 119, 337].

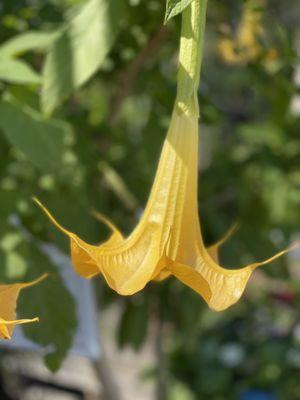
[0, 274, 47, 339]
[71, 208, 125, 279]
[0, 317, 39, 340]
[34, 197, 100, 279]
[34, 199, 163, 295]
[73, 210, 124, 277]
[152, 269, 172, 282]
[154, 223, 239, 282]
[167, 245, 293, 311]
[166, 258, 211, 300]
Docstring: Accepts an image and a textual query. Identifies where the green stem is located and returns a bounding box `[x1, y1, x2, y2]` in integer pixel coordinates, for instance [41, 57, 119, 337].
[176, 0, 208, 116]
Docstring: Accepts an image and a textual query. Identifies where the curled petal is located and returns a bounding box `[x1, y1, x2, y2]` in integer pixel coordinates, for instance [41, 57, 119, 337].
[166, 258, 211, 300]
[0, 317, 39, 340]
[73, 210, 124, 278]
[0, 274, 47, 339]
[73, 210, 124, 277]
[152, 269, 171, 282]
[34, 199, 164, 295]
[153, 223, 239, 283]
[70, 239, 101, 279]
[34, 198, 99, 279]
[167, 246, 293, 311]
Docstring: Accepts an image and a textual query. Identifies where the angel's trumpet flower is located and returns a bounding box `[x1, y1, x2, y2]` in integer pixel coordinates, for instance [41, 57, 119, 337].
[0, 274, 47, 339]
[218, 0, 278, 66]
[35, 0, 290, 311]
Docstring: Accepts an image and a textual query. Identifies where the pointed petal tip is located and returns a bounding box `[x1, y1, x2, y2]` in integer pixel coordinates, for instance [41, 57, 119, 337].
[248, 243, 298, 271]
[32, 195, 39, 204]
[208, 221, 240, 251]
[32, 196, 46, 212]
[17, 273, 48, 290]
[30, 273, 48, 286]
[32, 197, 71, 237]
[90, 209, 118, 230]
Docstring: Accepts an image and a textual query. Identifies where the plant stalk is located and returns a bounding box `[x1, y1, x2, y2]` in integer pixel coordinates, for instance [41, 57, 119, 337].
[176, 0, 208, 116]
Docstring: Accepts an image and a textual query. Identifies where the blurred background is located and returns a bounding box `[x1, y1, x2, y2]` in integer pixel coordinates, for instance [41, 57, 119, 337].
[0, 0, 300, 399]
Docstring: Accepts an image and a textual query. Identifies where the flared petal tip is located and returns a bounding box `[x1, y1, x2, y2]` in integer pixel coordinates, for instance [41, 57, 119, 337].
[29, 273, 48, 286]
[0, 317, 39, 340]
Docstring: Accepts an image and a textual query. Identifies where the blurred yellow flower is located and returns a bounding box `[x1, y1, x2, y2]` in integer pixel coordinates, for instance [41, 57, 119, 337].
[218, 0, 277, 66]
[0, 274, 47, 339]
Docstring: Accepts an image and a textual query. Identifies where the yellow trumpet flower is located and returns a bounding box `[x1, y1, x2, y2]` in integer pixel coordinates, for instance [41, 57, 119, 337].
[34, 108, 289, 311]
[0, 274, 47, 339]
[34, 0, 290, 311]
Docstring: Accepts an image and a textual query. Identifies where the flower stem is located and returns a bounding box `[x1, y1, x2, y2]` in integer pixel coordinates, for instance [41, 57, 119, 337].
[176, 0, 208, 116]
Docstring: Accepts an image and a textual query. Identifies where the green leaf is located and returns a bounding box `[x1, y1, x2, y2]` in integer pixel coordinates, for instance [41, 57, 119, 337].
[0, 100, 71, 173]
[0, 59, 41, 84]
[0, 190, 19, 219]
[7, 86, 41, 111]
[19, 243, 77, 372]
[0, 31, 58, 58]
[41, 0, 125, 115]
[164, 0, 193, 23]
[238, 122, 284, 151]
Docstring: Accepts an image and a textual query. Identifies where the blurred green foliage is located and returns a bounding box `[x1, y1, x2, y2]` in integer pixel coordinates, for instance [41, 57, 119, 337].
[0, 0, 299, 397]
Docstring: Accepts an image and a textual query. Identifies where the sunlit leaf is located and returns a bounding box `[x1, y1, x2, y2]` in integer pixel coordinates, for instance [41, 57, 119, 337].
[0, 59, 41, 85]
[0, 31, 58, 58]
[41, 0, 125, 115]
[0, 100, 71, 172]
